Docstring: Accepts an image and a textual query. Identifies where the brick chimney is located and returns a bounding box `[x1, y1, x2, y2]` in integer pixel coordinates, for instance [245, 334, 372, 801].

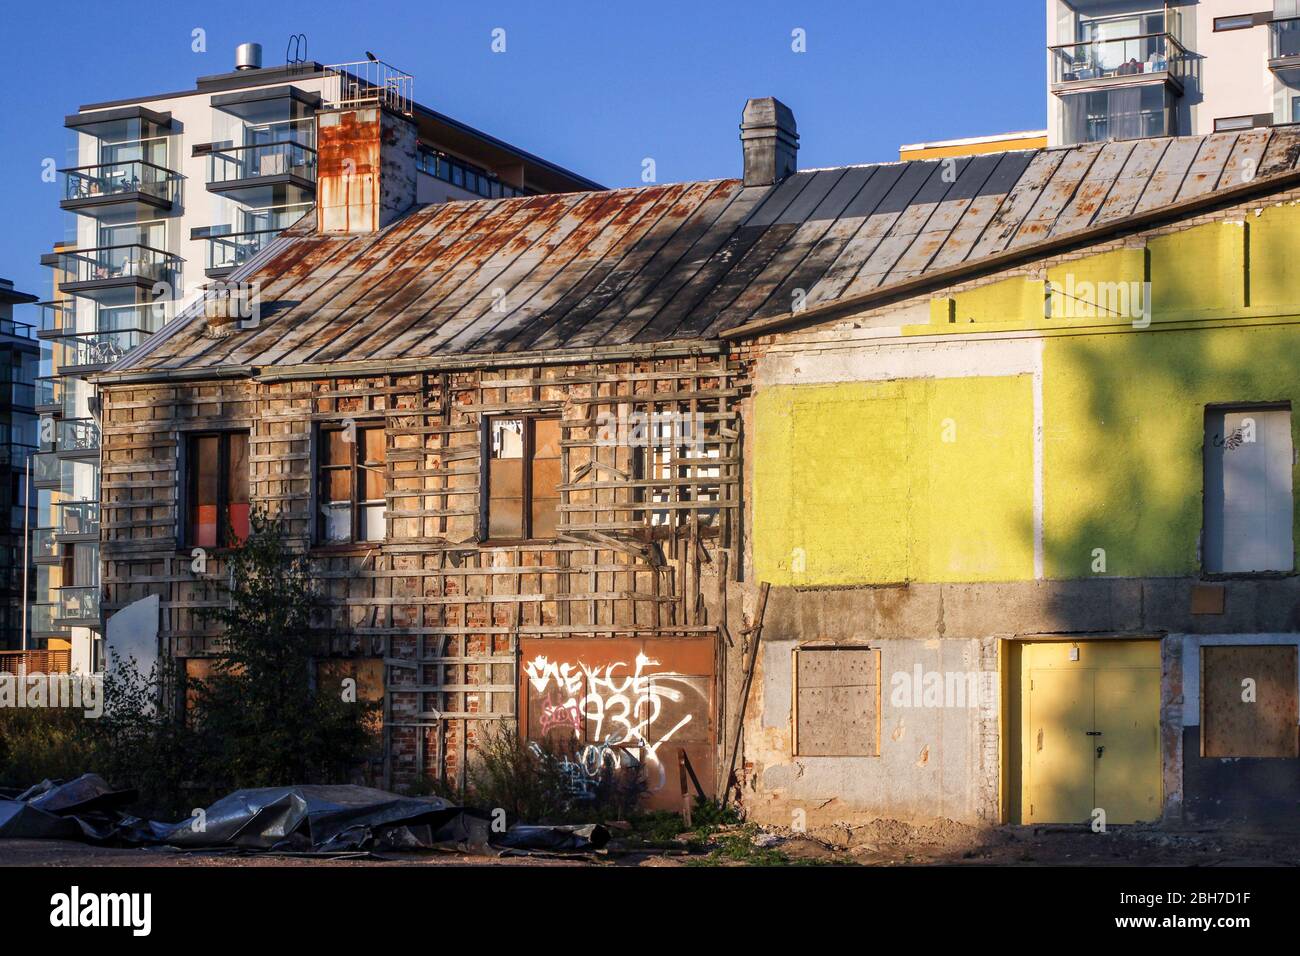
[315, 106, 418, 234]
[740, 97, 798, 187]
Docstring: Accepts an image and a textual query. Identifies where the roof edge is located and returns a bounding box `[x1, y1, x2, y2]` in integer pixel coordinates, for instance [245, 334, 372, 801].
[97, 339, 725, 386]
[722, 162, 1300, 342]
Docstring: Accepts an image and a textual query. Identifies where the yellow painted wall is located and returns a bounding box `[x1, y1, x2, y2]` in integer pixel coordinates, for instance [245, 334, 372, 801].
[755, 202, 1300, 587]
[754, 376, 1035, 586]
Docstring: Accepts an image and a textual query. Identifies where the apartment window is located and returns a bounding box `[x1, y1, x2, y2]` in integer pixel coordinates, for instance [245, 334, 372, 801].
[1203, 406, 1295, 573]
[793, 647, 881, 757]
[186, 431, 249, 548]
[1213, 14, 1257, 31]
[1201, 645, 1299, 757]
[1215, 115, 1257, 132]
[1061, 86, 1172, 143]
[484, 416, 561, 540]
[317, 424, 386, 544]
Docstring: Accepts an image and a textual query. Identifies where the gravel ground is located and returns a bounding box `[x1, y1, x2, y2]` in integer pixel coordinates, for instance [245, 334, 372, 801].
[3, 819, 1298, 867]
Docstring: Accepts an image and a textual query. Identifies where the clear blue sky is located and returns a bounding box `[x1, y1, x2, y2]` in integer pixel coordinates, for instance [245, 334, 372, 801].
[0, 0, 1045, 302]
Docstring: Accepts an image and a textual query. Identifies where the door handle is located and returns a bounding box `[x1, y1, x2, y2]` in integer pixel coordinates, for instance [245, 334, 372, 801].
[1096, 745, 1105, 759]
[1085, 731, 1103, 736]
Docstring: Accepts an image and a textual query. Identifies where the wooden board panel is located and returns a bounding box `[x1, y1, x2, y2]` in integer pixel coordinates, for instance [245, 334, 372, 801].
[794, 646, 880, 757]
[1202, 644, 1299, 758]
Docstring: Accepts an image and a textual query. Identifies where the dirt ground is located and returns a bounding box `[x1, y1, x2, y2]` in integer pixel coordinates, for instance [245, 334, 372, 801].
[3, 818, 1298, 867]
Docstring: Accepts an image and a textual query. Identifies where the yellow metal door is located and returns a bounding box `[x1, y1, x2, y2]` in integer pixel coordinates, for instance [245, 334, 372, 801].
[1026, 666, 1094, 824]
[1094, 662, 1161, 824]
[1020, 640, 1161, 825]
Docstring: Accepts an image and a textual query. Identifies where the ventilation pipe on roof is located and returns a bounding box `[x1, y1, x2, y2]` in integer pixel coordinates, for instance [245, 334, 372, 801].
[740, 97, 798, 187]
[235, 42, 263, 70]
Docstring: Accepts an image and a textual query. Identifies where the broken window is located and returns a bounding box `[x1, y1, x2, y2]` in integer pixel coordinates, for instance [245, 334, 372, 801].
[485, 416, 560, 540]
[317, 423, 386, 544]
[633, 409, 721, 528]
[186, 431, 249, 548]
[1201, 644, 1299, 757]
[1203, 406, 1294, 573]
[793, 646, 881, 757]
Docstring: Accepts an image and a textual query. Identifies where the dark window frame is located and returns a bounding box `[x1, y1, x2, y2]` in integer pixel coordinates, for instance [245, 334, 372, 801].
[314, 420, 387, 546]
[481, 413, 561, 542]
[183, 430, 249, 550]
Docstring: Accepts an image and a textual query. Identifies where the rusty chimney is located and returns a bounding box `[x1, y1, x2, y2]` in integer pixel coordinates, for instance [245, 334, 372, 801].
[315, 106, 418, 234]
[740, 97, 798, 187]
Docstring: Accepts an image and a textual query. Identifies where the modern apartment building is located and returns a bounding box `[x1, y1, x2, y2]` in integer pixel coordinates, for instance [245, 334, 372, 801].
[1049, 0, 1300, 145]
[36, 42, 602, 670]
[0, 280, 38, 654]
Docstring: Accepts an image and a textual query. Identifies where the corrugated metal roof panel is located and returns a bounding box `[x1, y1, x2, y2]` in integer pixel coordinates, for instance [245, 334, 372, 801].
[115, 129, 1300, 375]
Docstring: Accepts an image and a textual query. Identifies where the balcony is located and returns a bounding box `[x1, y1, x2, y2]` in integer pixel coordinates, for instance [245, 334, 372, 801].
[0, 649, 71, 675]
[0, 376, 34, 410]
[1270, 17, 1300, 79]
[1051, 32, 1187, 94]
[35, 301, 73, 339]
[56, 418, 100, 457]
[59, 159, 179, 221]
[41, 244, 180, 305]
[200, 228, 283, 278]
[31, 603, 67, 638]
[55, 500, 99, 542]
[56, 586, 100, 627]
[52, 329, 148, 374]
[34, 376, 60, 413]
[32, 451, 59, 488]
[31, 527, 59, 564]
[204, 141, 317, 206]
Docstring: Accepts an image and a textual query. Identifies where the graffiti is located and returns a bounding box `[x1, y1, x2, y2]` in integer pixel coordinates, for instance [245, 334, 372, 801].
[528, 737, 642, 801]
[524, 652, 704, 793]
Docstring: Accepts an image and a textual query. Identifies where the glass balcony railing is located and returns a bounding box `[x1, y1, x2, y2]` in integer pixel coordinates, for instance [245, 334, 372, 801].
[57, 418, 100, 454]
[1270, 17, 1300, 63]
[32, 452, 59, 484]
[56, 587, 100, 624]
[32, 603, 64, 635]
[52, 244, 178, 288]
[207, 142, 317, 185]
[53, 329, 147, 370]
[204, 229, 282, 273]
[61, 159, 179, 205]
[1051, 33, 1187, 87]
[35, 377, 59, 409]
[56, 500, 99, 537]
[31, 528, 58, 561]
[36, 301, 73, 336]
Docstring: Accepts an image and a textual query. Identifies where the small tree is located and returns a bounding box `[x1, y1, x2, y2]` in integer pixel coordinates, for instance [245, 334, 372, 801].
[192, 513, 377, 787]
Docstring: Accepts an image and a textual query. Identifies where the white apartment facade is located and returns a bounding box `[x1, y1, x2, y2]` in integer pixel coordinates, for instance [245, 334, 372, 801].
[36, 42, 601, 670]
[1048, 0, 1300, 145]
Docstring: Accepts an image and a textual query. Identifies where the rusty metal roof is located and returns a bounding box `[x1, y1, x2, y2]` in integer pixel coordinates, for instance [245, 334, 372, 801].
[118, 126, 1300, 375]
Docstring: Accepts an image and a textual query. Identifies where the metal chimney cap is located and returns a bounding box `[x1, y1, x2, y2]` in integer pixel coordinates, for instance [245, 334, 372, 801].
[235, 42, 263, 70]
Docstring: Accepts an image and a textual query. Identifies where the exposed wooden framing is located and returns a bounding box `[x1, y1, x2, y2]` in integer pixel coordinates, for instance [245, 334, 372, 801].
[99, 354, 743, 790]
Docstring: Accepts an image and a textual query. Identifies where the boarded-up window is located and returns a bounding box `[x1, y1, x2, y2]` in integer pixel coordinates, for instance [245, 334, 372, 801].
[1202, 644, 1299, 757]
[1204, 407, 1294, 573]
[794, 646, 880, 757]
[317, 423, 386, 543]
[187, 431, 249, 548]
[486, 416, 560, 540]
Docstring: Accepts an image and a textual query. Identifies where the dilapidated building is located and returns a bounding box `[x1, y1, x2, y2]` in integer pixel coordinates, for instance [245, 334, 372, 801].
[97, 89, 1300, 827]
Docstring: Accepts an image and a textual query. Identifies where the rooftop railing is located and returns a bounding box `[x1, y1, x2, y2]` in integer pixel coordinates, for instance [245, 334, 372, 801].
[323, 59, 413, 116]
